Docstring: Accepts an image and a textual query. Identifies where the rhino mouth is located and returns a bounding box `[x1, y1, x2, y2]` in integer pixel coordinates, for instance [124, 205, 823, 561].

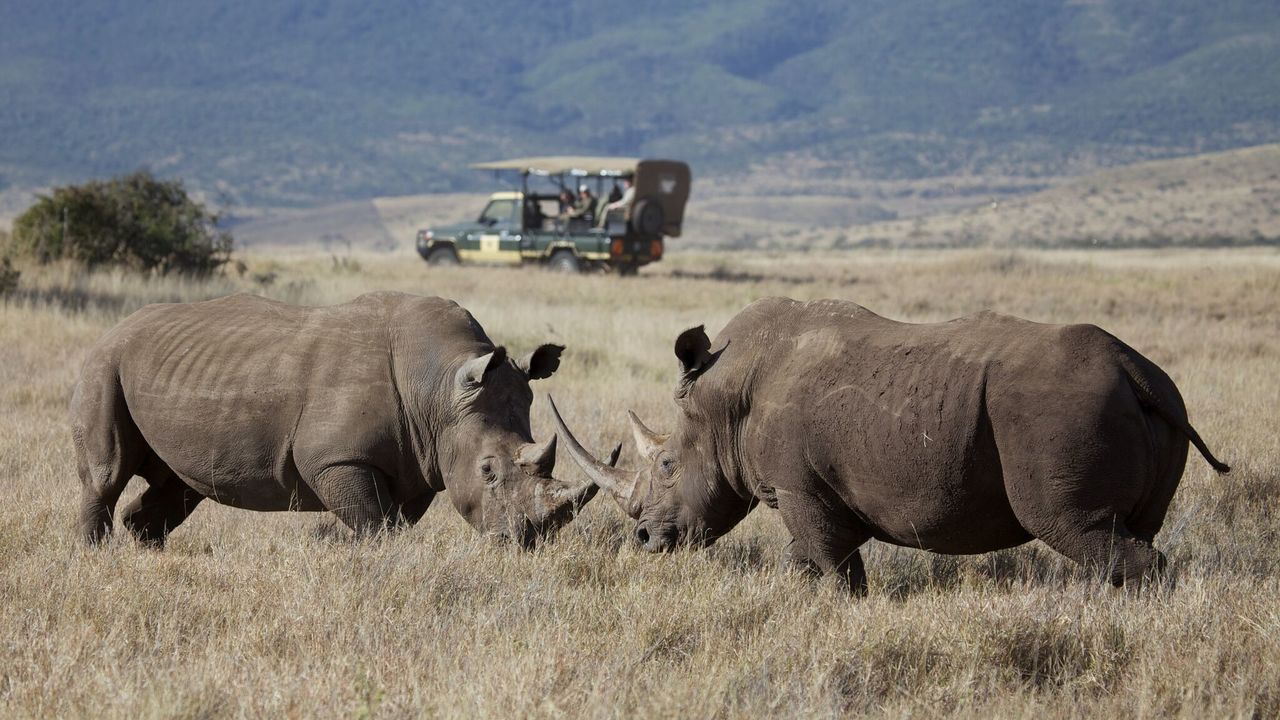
[634, 521, 680, 553]
[492, 511, 562, 550]
[635, 521, 726, 552]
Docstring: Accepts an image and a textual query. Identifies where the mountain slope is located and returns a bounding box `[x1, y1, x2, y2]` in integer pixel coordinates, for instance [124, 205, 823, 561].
[826, 143, 1280, 249]
[1, 1, 1278, 205]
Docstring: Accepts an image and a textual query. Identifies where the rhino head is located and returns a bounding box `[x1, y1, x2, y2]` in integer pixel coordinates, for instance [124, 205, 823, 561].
[551, 326, 755, 552]
[436, 343, 609, 548]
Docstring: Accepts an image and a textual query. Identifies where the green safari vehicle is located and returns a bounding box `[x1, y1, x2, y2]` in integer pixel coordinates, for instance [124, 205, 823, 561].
[415, 156, 691, 274]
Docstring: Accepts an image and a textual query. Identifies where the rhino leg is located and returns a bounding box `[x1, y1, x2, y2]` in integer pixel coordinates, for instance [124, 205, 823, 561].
[777, 489, 871, 595]
[1003, 462, 1166, 586]
[72, 378, 149, 544]
[394, 492, 436, 527]
[120, 476, 205, 548]
[1032, 519, 1167, 587]
[306, 464, 399, 536]
[997, 396, 1171, 586]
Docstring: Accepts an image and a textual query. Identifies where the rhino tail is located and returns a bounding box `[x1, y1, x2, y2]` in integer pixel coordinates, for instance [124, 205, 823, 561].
[1115, 346, 1231, 474]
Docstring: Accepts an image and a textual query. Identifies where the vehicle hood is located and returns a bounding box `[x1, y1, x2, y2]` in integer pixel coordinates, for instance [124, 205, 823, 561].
[424, 221, 484, 240]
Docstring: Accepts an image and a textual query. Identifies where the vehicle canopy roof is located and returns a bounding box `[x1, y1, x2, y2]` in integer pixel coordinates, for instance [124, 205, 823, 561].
[470, 156, 641, 177]
[471, 156, 691, 238]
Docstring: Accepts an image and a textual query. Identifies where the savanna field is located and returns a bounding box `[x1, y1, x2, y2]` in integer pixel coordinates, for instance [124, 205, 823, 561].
[1, 247, 1278, 717]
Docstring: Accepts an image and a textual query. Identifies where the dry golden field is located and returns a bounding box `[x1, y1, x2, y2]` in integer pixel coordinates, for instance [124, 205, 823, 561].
[2, 247, 1278, 718]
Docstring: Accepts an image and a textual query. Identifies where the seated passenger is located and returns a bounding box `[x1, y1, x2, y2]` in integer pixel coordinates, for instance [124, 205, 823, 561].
[566, 184, 596, 226]
[605, 176, 634, 212]
[556, 189, 574, 217]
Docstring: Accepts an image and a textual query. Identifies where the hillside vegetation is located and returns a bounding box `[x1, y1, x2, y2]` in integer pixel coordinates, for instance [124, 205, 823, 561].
[2, 1, 1279, 204]
[1, 248, 1277, 716]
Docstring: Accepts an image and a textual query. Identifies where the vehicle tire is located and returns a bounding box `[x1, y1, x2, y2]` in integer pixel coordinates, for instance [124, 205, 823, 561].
[547, 250, 580, 273]
[426, 246, 460, 266]
[616, 263, 638, 277]
[629, 198, 665, 237]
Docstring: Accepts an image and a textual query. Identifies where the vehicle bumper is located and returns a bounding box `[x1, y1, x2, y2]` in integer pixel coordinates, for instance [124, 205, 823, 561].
[610, 237, 663, 266]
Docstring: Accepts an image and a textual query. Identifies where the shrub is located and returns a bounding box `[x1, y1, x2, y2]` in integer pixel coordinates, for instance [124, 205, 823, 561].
[10, 170, 233, 275]
[0, 256, 19, 298]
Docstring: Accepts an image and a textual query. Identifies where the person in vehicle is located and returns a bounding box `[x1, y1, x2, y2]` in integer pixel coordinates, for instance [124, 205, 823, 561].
[605, 176, 634, 212]
[557, 189, 574, 216]
[566, 184, 595, 225]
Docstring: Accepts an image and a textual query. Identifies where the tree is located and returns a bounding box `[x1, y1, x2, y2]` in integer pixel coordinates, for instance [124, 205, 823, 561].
[10, 171, 233, 275]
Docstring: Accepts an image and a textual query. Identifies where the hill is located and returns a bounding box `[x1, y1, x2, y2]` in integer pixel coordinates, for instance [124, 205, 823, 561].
[830, 143, 1280, 249]
[2, 1, 1279, 206]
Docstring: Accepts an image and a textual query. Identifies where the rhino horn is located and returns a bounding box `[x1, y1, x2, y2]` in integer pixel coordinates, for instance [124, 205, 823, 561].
[517, 433, 557, 477]
[627, 410, 666, 459]
[548, 394, 642, 518]
[542, 440, 620, 514]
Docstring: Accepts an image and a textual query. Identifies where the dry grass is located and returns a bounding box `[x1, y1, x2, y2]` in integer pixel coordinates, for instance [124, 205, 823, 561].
[2, 247, 1279, 718]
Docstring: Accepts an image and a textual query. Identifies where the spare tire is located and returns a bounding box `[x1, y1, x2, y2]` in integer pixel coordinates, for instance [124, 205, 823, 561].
[629, 197, 665, 237]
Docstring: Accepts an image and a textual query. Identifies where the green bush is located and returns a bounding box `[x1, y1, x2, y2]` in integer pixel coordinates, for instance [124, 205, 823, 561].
[0, 256, 18, 298]
[10, 171, 233, 275]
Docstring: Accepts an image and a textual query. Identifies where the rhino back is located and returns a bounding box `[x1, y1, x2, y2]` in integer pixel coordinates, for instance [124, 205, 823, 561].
[101, 293, 463, 506]
[721, 300, 1063, 551]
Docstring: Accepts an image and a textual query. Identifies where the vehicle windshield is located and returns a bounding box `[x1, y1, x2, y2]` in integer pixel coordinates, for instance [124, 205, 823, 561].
[478, 199, 520, 229]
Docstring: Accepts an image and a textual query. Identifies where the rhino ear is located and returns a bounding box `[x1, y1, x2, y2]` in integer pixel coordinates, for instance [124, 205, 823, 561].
[674, 325, 712, 379]
[457, 346, 508, 389]
[517, 344, 564, 380]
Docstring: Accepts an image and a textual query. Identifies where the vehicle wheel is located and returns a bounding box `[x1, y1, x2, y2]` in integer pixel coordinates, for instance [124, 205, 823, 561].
[426, 246, 460, 266]
[629, 198, 665, 237]
[616, 263, 638, 277]
[547, 251, 580, 273]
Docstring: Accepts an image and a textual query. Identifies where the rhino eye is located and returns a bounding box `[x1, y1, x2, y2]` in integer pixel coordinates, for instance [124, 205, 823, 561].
[480, 458, 498, 484]
[658, 456, 675, 478]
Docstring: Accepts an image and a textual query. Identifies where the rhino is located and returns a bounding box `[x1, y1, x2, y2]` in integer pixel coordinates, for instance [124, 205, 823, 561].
[72, 291, 601, 548]
[554, 297, 1230, 592]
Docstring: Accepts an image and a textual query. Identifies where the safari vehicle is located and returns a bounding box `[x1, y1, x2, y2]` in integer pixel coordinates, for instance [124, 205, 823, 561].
[415, 156, 691, 274]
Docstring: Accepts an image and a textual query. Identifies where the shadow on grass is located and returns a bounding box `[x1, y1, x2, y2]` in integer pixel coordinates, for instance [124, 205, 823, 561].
[870, 544, 1098, 600]
[6, 276, 312, 316]
[10, 285, 145, 314]
[706, 536, 775, 575]
[667, 266, 822, 285]
[700, 537, 1086, 598]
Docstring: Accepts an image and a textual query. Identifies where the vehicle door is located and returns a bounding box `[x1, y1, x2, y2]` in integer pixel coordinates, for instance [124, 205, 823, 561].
[466, 198, 523, 263]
